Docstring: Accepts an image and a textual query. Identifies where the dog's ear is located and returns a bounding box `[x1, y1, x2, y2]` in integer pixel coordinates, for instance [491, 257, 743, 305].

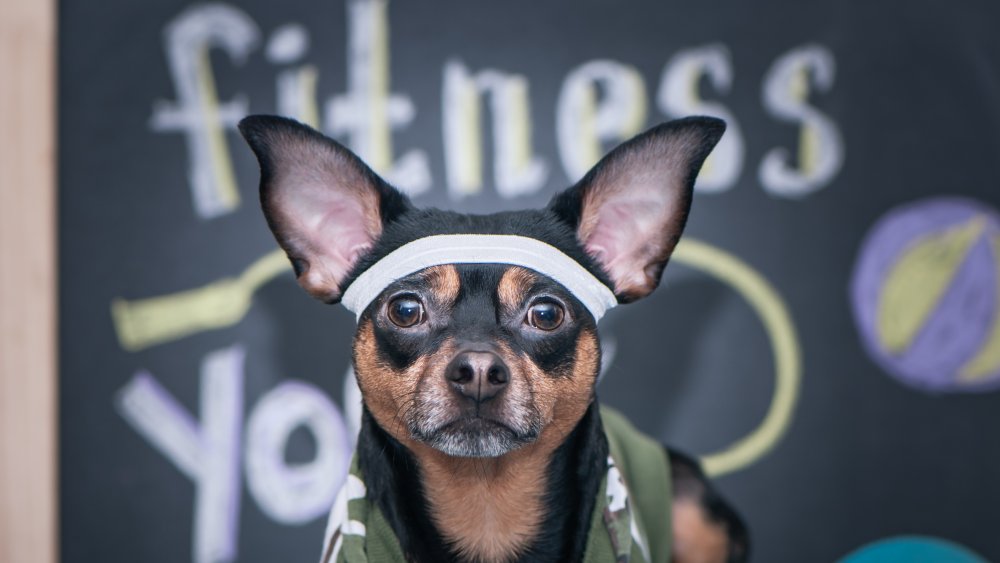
[238, 115, 410, 303]
[549, 117, 725, 303]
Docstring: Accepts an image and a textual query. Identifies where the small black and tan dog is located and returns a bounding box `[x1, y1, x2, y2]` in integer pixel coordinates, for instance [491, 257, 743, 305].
[239, 115, 748, 563]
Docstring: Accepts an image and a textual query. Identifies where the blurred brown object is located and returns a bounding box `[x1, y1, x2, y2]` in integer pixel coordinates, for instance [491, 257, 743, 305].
[0, 0, 57, 562]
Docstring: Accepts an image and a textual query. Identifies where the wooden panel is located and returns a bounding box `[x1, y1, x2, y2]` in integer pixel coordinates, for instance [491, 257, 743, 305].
[0, 0, 57, 561]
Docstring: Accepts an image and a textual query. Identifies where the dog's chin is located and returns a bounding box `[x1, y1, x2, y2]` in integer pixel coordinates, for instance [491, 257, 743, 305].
[415, 418, 538, 458]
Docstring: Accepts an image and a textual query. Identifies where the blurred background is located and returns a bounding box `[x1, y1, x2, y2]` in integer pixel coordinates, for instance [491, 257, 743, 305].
[49, 0, 1000, 561]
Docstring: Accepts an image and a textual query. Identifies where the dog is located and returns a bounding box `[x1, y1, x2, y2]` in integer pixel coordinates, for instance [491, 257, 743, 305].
[238, 114, 749, 563]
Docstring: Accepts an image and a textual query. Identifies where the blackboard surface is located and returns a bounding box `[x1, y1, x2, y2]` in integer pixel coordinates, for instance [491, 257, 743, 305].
[60, 1, 1000, 561]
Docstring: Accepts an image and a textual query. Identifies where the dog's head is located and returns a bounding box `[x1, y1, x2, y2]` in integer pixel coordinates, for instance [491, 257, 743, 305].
[239, 116, 724, 458]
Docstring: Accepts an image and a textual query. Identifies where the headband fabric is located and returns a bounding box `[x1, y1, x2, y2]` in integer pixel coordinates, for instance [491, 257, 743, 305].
[340, 234, 618, 321]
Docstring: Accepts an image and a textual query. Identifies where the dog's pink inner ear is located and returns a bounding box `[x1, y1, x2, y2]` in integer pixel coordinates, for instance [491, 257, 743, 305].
[268, 160, 382, 301]
[574, 119, 724, 302]
[241, 116, 390, 302]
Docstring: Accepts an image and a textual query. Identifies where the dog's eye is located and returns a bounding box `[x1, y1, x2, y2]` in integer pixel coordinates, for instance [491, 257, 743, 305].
[526, 301, 564, 331]
[387, 296, 426, 328]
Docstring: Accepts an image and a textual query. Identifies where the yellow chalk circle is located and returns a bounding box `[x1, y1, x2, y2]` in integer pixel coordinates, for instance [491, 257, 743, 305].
[672, 239, 802, 477]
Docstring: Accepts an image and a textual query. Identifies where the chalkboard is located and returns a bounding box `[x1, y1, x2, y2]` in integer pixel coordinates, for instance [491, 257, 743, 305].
[59, 1, 1000, 561]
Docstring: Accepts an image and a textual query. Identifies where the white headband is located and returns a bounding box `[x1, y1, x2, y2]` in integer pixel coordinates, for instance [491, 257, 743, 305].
[340, 234, 618, 322]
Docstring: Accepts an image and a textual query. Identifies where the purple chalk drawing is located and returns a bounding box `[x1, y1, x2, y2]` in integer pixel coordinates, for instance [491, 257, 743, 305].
[850, 197, 1000, 393]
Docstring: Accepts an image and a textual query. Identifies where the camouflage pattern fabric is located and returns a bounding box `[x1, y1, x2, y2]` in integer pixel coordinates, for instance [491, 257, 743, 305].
[320, 407, 670, 563]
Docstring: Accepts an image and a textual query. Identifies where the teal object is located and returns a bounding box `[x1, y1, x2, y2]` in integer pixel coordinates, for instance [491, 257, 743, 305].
[838, 536, 990, 563]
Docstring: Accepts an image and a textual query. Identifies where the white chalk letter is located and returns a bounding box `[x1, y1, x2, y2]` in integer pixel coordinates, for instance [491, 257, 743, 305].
[244, 380, 351, 524]
[116, 345, 245, 563]
[759, 44, 843, 197]
[658, 44, 743, 193]
[326, 0, 430, 195]
[268, 24, 321, 128]
[442, 60, 548, 199]
[557, 60, 647, 180]
[150, 4, 260, 219]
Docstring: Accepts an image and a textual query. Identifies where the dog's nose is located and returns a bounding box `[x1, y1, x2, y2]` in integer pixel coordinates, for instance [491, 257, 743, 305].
[445, 351, 509, 403]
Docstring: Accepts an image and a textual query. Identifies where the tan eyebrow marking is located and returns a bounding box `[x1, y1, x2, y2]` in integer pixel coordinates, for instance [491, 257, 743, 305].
[421, 264, 461, 308]
[497, 266, 538, 313]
